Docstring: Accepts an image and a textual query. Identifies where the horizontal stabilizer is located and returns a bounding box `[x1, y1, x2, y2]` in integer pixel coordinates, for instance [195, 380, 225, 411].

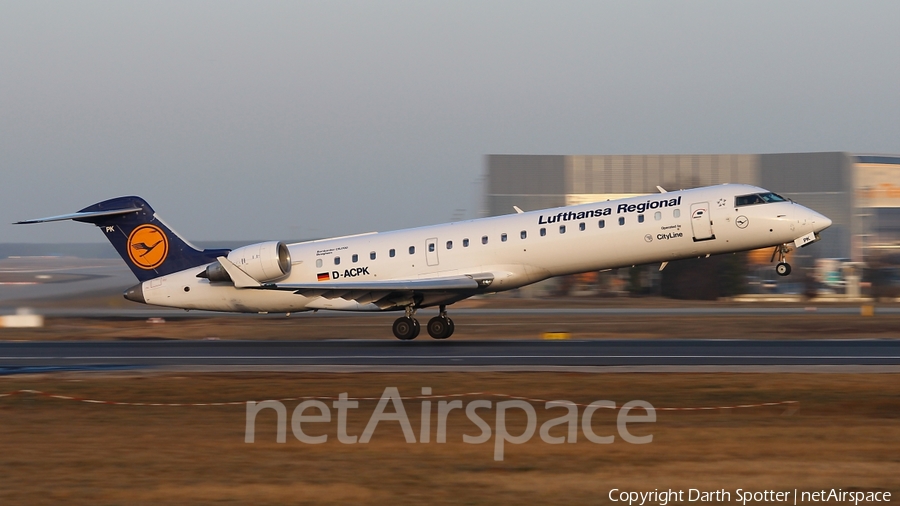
[14, 207, 143, 224]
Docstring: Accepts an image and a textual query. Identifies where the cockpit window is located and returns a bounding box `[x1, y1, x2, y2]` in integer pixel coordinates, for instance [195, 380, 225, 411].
[735, 194, 764, 206]
[759, 192, 787, 203]
[735, 192, 788, 207]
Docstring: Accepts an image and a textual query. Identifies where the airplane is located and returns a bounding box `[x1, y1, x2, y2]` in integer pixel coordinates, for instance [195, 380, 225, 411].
[16, 183, 831, 340]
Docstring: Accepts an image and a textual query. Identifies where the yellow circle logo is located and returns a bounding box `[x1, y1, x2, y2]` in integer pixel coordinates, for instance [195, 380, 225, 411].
[127, 224, 169, 270]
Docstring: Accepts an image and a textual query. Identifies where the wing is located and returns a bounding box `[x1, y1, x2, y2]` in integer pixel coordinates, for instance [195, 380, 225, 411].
[259, 273, 495, 309]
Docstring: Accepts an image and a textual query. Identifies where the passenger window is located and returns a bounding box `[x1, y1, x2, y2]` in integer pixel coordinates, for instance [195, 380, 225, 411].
[579, 222, 585, 231]
[334, 256, 341, 265]
[352, 254, 358, 263]
[520, 230, 527, 239]
[559, 225, 566, 234]
[674, 209, 681, 218]
[389, 249, 396, 258]
[618, 217, 625, 226]
[370, 251, 376, 260]
[599, 220, 605, 229]
[316, 259, 323, 268]
[409, 246, 415, 255]
[482, 236, 488, 245]
[501, 233, 507, 242]
[540, 228, 546, 236]
[446, 240, 453, 249]
[463, 238, 469, 247]
[638, 214, 644, 223]
[428, 243, 435, 252]
[654, 211, 661, 221]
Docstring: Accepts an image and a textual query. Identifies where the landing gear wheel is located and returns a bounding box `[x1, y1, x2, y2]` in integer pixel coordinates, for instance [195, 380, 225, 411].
[771, 243, 793, 277]
[427, 316, 454, 339]
[393, 317, 420, 340]
[775, 262, 792, 277]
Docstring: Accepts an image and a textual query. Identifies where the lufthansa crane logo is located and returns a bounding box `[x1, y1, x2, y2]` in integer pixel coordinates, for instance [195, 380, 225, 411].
[127, 224, 169, 270]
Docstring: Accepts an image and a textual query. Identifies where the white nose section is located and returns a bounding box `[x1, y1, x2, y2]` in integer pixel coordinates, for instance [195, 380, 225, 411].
[811, 211, 832, 232]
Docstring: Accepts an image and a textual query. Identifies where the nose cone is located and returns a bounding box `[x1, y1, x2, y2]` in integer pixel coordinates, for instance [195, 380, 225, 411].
[124, 283, 145, 304]
[812, 211, 833, 233]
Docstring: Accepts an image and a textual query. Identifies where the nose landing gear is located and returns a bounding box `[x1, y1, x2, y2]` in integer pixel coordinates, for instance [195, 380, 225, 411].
[771, 244, 793, 277]
[775, 262, 792, 276]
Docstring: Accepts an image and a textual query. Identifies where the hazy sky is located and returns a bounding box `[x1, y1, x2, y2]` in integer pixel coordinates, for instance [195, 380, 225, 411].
[3, 1, 899, 244]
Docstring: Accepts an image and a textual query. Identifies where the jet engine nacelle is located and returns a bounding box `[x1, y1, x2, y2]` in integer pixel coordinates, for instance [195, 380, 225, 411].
[200, 241, 291, 283]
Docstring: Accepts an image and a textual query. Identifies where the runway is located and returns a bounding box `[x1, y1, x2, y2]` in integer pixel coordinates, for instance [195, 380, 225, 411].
[3, 306, 900, 318]
[2, 339, 900, 372]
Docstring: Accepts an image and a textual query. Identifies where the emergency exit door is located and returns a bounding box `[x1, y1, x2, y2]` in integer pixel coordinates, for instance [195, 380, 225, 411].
[425, 237, 439, 266]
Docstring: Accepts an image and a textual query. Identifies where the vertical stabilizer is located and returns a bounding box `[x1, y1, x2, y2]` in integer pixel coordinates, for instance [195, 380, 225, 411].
[16, 196, 230, 282]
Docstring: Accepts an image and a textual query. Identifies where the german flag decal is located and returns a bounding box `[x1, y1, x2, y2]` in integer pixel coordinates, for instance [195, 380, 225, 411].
[317, 272, 330, 282]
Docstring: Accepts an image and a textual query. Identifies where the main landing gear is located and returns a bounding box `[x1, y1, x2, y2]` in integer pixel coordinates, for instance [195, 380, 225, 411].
[392, 312, 420, 341]
[771, 243, 793, 277]
[427, 306, 454, 340]
[392, 305, 455, 340]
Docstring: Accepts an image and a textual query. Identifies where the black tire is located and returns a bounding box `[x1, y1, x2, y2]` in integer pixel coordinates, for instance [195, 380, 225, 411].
[411, 318, 421, 339]
[427, 316, 449, 339]
[444, 318, 454, 338]
[392, 317, 418, 340]
[776, 262, 792, 277]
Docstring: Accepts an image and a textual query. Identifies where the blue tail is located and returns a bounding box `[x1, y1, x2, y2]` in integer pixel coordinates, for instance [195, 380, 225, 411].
[19, 196, 230, 282]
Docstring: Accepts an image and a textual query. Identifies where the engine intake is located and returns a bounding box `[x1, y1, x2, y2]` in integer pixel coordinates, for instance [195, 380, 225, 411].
[198, 241, 291, 283]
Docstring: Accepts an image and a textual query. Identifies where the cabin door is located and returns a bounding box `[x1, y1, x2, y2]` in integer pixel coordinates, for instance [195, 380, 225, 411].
[690, 202, 715, 241]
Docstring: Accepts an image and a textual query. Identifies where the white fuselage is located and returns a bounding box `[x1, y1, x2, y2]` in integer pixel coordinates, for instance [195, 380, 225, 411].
[137, 184, 831, 312]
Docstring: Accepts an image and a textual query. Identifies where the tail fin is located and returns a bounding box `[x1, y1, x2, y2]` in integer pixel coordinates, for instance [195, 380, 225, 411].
[15, 196, 230, 282]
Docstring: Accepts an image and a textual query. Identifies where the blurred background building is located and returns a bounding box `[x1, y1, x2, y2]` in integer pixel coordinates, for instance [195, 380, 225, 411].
[486, 153, 900, 298]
